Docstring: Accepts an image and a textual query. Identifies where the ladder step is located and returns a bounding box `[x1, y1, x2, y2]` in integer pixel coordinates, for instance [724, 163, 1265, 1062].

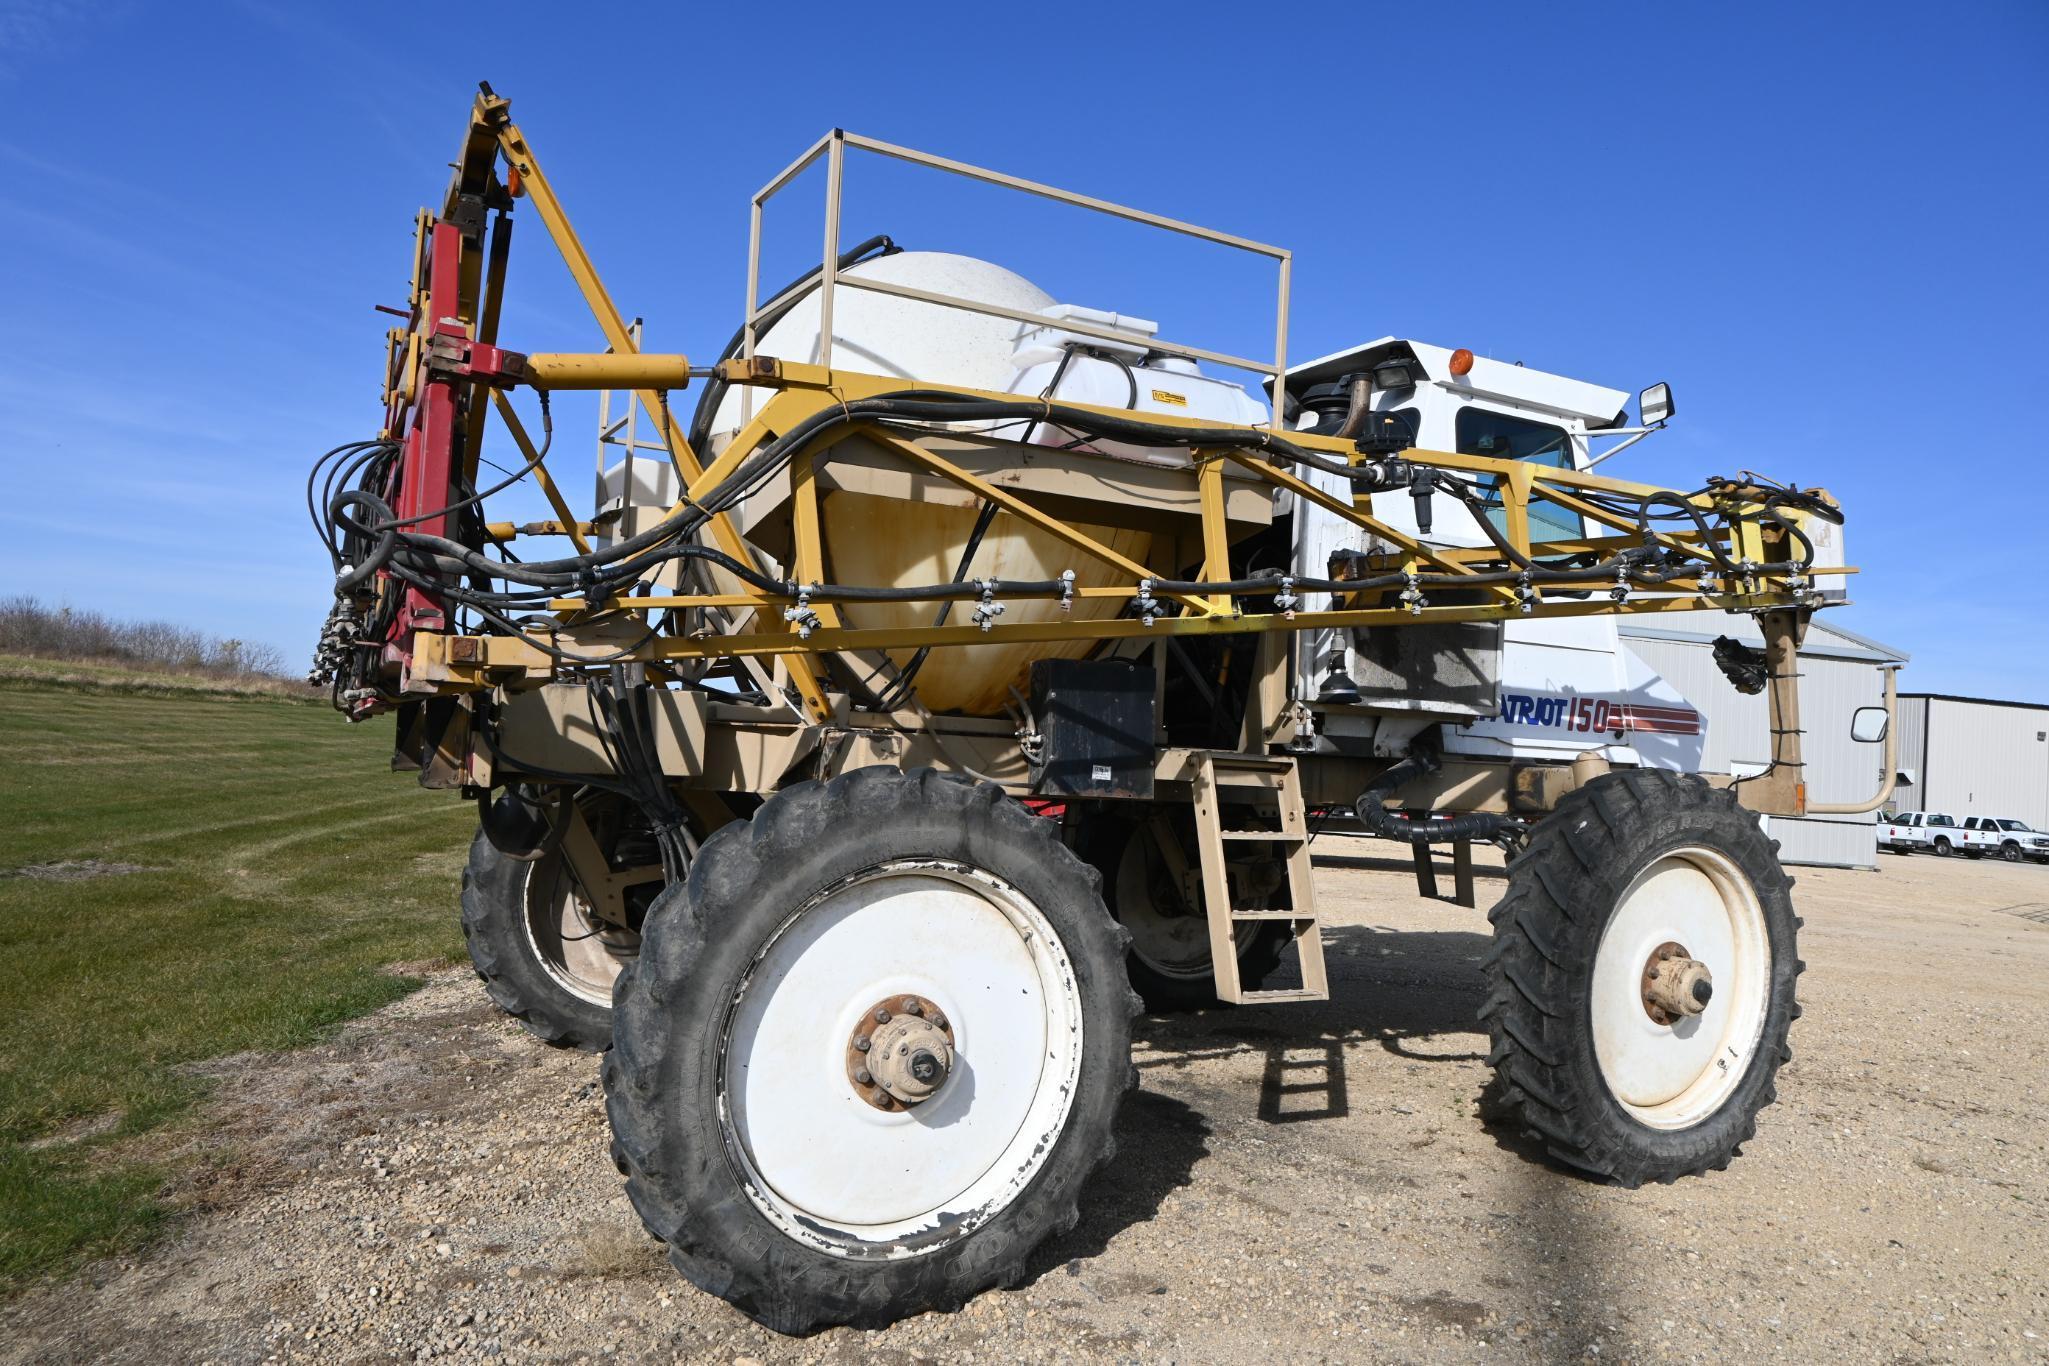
[1191, 750, 1327, 1007]
[1233, 988, 1329, 1004]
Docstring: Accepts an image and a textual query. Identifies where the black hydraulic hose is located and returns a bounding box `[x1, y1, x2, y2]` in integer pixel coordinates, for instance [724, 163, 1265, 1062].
[378, 392, 552, 531]
[1752, 493, 1818, 567]
[322, 380, 1818, 677]
[330, 490, 399, 590]
[337, 390, 1809, 600]
[1017, 344, 1079, 449]
[880, 497, 1003, 709]
[1105, 349, 1140, 409]
[307, 438, 391, 561]
[1435, 472, 1535, 571]
[389, 512, 1691, 621]
[337, 389, 1458, 593]
[850, 394, 1380, 484]
[595, 667, 694, 881]
[315, 443, 398, 567]
[381, 561, 660, 663]
[1352, 731, 1529, 847]
[1574, 486, 1741, 575]
[686, 234, 899, 457]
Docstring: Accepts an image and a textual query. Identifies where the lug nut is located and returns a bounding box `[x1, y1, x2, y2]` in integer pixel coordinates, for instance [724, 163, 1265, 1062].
[903, 998, 923, 1015]
[854, 1035, 870, 1052]
[854, 1068, 872, 1085]
[874, 1092, 895, 1109]
[930, 1013, 946, 1029]
[874, 1007, 891, 1023]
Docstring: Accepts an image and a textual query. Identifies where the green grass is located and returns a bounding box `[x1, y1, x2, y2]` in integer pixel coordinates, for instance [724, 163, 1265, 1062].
[0, 674, 478, 1289]
[0, 651, 322, 702]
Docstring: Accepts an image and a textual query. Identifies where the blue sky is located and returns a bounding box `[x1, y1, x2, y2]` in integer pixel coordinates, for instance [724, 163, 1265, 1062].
[1, 1, 2044, 696]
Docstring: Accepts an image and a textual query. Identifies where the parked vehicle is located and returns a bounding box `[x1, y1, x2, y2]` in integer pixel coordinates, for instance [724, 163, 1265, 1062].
[304, 86, 1883, 1333]
[1878, 811, 1997, 858]
[1962, 816, 2049, 864]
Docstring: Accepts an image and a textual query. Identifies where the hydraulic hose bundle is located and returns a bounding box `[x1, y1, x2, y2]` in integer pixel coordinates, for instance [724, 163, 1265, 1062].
[1351, 728, 1530, 850]
[313, 387, 1813, 676]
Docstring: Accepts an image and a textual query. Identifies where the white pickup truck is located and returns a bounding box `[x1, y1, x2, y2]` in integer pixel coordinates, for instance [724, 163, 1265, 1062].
[1961, 816, 2049, 864]
[1878, 811, 2000, 858]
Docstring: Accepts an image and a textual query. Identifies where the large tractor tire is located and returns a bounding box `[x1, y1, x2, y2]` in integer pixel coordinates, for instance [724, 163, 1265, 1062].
[1481, 769, 1801, 1187]
[461, 792, 665, 1051]
[1083, 811, 1291, 1011]
[606, 767, 1138, 1334]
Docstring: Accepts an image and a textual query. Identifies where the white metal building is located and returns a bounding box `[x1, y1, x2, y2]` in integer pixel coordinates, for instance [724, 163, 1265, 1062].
[1891, 694, 2049, 831]
[1619, 612, 1907, 869]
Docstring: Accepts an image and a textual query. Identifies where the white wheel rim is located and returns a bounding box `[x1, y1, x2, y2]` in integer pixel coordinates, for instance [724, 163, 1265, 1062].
[1590, 846, 1770, 1130]
[1114, 825, 1254, 980]
[720, 859, 1083, 1258]
[524, 859, 637, 1007]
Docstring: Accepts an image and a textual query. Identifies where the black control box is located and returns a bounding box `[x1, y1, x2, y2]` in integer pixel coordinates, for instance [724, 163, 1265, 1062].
[1026, 658, 1157, 800]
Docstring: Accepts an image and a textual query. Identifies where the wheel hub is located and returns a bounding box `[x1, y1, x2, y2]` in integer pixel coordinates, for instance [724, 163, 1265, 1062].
[1641, 940, 1714, 1025]
[846, 994, 954, 1110]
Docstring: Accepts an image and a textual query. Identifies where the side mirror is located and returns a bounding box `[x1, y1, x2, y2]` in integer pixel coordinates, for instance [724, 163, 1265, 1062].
[1639, 382, 1674, 426]
[1851, 706, 1889, 744]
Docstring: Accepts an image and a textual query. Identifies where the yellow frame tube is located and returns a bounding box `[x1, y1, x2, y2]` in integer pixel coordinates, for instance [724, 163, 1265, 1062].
[861, 428, 1214, 615]
[481, 96, 836, 721]
[421, 588, 1807, 684]
[519, 353, 693, 390]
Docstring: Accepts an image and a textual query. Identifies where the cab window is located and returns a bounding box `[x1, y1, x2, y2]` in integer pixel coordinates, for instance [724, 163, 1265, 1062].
[1456, 408, 1582, 542]
[1928, 814, 1954, 827]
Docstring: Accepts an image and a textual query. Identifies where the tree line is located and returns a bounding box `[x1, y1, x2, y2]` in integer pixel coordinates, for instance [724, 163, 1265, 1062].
[0, 596, 289, 680]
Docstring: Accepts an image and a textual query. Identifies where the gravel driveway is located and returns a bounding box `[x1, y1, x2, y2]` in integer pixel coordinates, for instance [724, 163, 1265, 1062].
[5, 844, 2045, 1363]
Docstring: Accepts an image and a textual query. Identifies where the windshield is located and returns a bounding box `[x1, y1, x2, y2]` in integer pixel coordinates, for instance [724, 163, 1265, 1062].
[1457, 409, 1583, 541]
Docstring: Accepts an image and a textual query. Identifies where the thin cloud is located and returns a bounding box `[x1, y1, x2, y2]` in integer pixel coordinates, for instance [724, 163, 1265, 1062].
[0, 0, 118, 81]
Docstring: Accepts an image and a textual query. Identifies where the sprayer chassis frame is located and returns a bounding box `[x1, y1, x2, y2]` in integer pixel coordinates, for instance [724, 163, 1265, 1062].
[378, 88, 1868, 825]
[415, 352, 1844, 823]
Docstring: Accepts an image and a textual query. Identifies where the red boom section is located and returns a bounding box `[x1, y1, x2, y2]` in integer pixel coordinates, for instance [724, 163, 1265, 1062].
[387, 222, 468, 672]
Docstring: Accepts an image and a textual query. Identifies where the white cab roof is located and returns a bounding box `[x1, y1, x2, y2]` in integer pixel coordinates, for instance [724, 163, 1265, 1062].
[1285, 337, 1631, 426]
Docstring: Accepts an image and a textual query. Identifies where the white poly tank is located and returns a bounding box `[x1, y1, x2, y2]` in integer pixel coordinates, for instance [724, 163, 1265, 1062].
[709, 251, 1055, 437]
[706, 251, 1257, 716]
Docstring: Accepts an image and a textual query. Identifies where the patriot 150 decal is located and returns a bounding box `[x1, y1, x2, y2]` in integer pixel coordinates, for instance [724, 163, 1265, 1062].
[1495, 693, 1702, 736]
